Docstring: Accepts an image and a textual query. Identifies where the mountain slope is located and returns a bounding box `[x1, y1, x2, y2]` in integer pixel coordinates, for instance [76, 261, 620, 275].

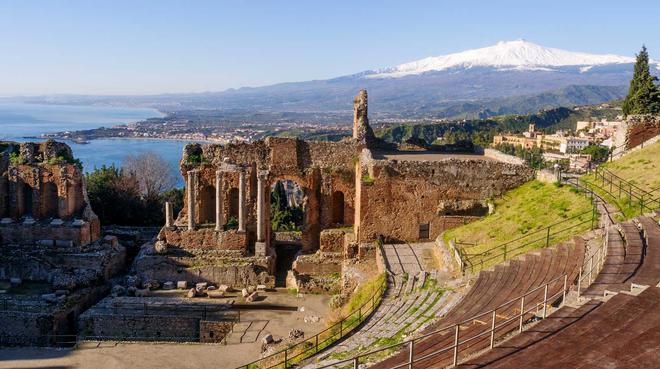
[366, 40, 647, 78]
[10, 40, 652, 117]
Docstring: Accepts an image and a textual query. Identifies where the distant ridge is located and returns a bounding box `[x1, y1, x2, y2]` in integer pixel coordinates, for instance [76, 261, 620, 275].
[365, 40, 653, 78]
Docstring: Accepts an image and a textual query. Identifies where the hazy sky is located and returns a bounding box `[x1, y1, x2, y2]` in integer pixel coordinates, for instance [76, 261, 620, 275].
[1, 0, 659, 96]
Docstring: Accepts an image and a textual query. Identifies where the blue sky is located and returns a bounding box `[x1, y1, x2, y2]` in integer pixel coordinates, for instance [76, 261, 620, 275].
[1, 0, 658, 96]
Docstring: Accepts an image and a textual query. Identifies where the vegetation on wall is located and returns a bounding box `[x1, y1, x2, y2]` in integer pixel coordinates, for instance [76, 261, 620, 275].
[270, 181, 304, 232]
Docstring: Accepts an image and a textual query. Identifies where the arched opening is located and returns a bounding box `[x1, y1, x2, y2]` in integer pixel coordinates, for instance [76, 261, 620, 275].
[332, 191, 345, 225]
[198, 185, 215, 224]
[21, 182, 33, 218]
[227, 187, 239, 227]
[41, 182, 59, 219]
[270, 179, 305, 287]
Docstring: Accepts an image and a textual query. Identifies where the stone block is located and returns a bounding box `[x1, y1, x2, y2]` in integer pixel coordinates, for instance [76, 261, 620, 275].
[262, 334, 274, 344]
[102, 235, 119, 248]
[246, 291, 259, 303]
[218, 285, 232, 292]
[247, 286, 255, 294]
[177, 281, 188, 289]
[50, 219, 64, 226]
[207, 285, 217, 291]
[241, 288, 249, 297]
[72, 219, 85, 227]
[41, 293, 58, 303]
[55, 240, 74, 247]
[9, 277, 21, 286]
[37, 240, 54, 247]
[187, 288, 197, 298]
[54, 289, 69, 296]
[195, 282, 208, 290]
[320, 229, 346, 253]
[23, 217, 36, 226]
[207, 290, 225, 299]
[256, 284, 267, 292]
[0, 218, 13, 225]
[162, 281, 175, 290]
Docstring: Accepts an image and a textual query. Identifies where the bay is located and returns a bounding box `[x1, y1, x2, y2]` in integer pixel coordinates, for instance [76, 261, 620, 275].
[0, 103, 194, 186]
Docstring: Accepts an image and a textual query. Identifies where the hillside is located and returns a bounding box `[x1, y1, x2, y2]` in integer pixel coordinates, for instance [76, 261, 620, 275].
[374, 103, 622, 146]
[444, 180, 595, 271]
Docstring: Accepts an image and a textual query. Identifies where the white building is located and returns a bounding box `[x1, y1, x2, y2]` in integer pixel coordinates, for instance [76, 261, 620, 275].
[560, 137, 590, 154]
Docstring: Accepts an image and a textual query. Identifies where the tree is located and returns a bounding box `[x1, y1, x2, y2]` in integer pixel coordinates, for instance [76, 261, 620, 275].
[123, 152, 178, 200]
[623, 46, 660, 115]
[582, 145, 610, 163]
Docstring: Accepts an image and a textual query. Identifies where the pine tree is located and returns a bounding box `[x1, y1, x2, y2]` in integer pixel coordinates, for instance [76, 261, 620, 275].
[623, 46, 660, 115]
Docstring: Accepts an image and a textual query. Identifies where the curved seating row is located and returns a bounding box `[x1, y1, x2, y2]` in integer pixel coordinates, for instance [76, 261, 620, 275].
[372, 239, 585, 369]
[460, 216, 660, 368]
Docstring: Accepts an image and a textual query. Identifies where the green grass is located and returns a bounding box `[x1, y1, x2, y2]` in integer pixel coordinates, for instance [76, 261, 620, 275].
[577, 141, 660, 220]
[603, 141, 660, 193]
[444, 180, 594, 271]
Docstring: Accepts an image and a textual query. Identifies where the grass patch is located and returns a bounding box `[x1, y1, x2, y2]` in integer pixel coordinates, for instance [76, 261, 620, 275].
[604, 141, 660, 193]
[444, 180, 594, 271]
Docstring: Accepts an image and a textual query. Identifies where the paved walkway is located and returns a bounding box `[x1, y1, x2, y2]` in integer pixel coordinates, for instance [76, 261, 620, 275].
[382, 242, 438, 275]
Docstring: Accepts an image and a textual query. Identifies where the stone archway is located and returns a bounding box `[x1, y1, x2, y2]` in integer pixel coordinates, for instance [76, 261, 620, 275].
[198, 185, 215, 224]
[20, 182, 33, 218]
[41, 182, 59, 219]
[332, 191, 345, 225]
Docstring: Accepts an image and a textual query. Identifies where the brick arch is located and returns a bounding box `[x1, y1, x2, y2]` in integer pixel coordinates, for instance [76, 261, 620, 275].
[41, 181, 59, 219]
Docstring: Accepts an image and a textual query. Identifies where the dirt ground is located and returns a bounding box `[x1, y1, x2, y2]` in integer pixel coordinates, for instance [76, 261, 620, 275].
[0, 291, 331, 369]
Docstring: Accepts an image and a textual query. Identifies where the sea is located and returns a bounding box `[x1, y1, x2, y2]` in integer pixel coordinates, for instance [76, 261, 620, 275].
[0, 102, 193, 186]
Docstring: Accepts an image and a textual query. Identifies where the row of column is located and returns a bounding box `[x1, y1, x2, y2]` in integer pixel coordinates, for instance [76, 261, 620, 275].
[177, 168, 267, 241]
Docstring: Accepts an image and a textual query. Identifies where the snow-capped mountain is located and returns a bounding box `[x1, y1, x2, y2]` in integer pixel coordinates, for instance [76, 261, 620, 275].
[16, 40, 652, 118]
[366, 40, 655, 78]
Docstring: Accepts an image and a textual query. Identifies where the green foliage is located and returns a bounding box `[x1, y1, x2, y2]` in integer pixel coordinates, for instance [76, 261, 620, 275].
[361, 175, 375, 185]
[581, 145, 610, 163]
[225, 216, 238, 230]
[493, 143, 546, 169]
[270, 181, 304, 232]
[8, 152, 26, 166]
[185, 153, 206, 165]
[86, 164, 183, 226]
[623, 46, 660, 116]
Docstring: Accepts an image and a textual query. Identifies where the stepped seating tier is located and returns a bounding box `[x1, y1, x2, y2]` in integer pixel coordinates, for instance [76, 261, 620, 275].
[371, 240, 585, 369]
[632, 216, 660, 286]
[470, 287, 660, 368]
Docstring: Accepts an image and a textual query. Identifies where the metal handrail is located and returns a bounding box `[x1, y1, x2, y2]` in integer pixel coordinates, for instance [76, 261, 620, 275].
[237, 275, 387, 369]
[317, 272, 571, 369]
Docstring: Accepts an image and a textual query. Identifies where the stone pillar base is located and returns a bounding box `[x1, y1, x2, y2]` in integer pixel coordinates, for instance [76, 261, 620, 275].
[255, 241, 268, 257]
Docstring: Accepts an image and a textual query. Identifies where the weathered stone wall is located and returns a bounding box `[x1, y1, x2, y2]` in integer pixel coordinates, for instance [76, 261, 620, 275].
[623, 114, 660, 149]
[133, 250, 275, 288]
[81, 313, 200, 340]
[0, 311, 55, 345]
[199, 320, 232, 343]
[319, 229, 347, 253]
[0, 220, 94, 248]
[484, 148, 526, 165]
[355, 153, 534, 242]
[0, 141, 100, 247]
[160, 228, 248, 251]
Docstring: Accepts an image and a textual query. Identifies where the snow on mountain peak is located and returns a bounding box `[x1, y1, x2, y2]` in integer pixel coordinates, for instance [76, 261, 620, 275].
[367, 40, 637, 78]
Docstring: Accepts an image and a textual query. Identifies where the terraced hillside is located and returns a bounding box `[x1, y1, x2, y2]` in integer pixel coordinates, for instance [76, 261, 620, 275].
[577, 141, 660, 219]
[444, 180, 594, 271]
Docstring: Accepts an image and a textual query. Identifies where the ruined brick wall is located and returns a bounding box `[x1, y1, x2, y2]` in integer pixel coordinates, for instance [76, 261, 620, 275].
[0, 141, 100, 246]
[81, 313, 201, 340]
[171, 137, 358, 252]
[355, 153, 534, 242]
[623, 114, 660, 149]
[0, 311, 55, 345]
[199, 321, 232, 343]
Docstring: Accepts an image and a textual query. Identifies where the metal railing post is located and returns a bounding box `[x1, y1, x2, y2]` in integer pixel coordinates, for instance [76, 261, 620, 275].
[545, 227, 550, 247]
[354, 356, 359, 369]
[408, 339, 414, 369]
[577, 267, 582, 297]
[490, 310, 496, 349]
[542, 284, 548, 319]
[453, 325, 460, 366]
[284, 350, 288, 368]
[518, 296, 525, 332]
[588, 257, 593, 284]
[562, 274, 568, 303]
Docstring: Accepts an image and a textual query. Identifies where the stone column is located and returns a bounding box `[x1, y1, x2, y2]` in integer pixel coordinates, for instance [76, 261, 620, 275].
[165, 201, 173, 228]
[255, 171, 269, 256]
[187, 170, 196, 230]
[215, 170, 224, 231]
[238, 169, 246, 232]
[256, 171, 267, 241]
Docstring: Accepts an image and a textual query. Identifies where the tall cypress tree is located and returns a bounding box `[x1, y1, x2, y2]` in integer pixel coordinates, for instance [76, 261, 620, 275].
[623, 46, 660, 115]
